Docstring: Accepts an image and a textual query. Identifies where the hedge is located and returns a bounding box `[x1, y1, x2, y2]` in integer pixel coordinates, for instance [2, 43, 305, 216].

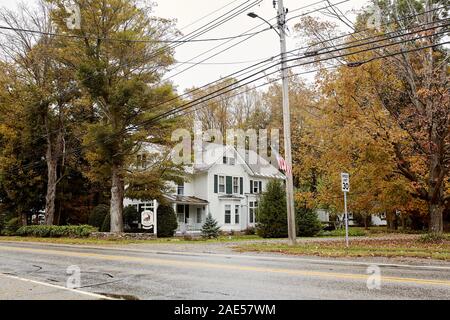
[15, 225, 97, 238]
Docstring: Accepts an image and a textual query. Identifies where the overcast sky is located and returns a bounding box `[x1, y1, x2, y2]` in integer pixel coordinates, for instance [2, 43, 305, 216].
[0, 0, 370, 92]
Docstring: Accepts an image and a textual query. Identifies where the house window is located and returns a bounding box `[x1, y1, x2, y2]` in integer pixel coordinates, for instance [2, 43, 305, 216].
[223, 156, 235, 165]
[218, 175, 225, 193]
[235, 205, 240, 224]
[249, 201, 258, 224]
[177, 183, 184, 195]
[251, 180, 262, 194]
[196, 208, 202, 224]
[233, 177, 239, 194]
[224, 205, 231, 224]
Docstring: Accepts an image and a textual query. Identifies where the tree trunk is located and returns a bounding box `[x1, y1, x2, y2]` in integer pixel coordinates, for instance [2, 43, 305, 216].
[429, 203, 444, 234]
[45, 148, 58, 225]
[428, 147, 445, 234]
[20, 212, 27, 226]
[386, 211, 398, 231]
[110, 163, 124, 233]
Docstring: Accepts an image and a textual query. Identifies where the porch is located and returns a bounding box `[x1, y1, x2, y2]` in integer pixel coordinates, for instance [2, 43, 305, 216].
[164, 195, 209, 234]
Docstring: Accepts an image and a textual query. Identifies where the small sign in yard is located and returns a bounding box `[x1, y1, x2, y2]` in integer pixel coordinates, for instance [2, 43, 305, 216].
[141, 210, 154, 230]
[341, 172, 350, 192]
[341, 172, 350, 247]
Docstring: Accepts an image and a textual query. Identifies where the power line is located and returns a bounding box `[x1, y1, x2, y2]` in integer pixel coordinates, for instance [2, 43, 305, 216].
[73, 28, 450, 157]
[161, 0, 354, 82]
[21, 15, 450, 148]
[0, 24, 272, 43]
[286, 0, 350, 22]
[24, 18, 450, 148]
[143, 0, 264, 63]
[149, 23, 450, 124]
[10, 39, 449, 177]
[4, 15, 448, 176]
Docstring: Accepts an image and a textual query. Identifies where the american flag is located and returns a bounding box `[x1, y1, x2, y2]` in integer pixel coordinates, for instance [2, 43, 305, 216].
[271, 146, 292, 175]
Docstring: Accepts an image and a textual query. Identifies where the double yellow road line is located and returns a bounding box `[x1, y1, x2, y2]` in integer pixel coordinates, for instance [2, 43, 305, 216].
[0, 245, 449, 287]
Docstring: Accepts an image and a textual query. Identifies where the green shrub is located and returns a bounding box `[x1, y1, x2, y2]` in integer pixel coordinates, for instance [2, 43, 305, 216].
[88, 204, 109, 229]
[0, 214, 6, 233]
[201, 213, 220, 239]
[101, 214, 111, 232]
[417, 233, 449, 244]
[256, 180, 287, 238]
[16, 225, 97, 238]
[244, 226, 256, 235]
[3, 217, 22, 235]
[296, 207, 322, 237]
[124, 205, 139, 230]
[157, 204, 178, 237]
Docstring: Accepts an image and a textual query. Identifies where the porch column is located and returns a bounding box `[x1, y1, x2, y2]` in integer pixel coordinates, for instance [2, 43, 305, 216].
[153, 199, 158, 237]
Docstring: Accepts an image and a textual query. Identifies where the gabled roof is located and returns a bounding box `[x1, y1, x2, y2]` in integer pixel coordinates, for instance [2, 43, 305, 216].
[193, 143, 285, 180]
[136, 142, 285, 180]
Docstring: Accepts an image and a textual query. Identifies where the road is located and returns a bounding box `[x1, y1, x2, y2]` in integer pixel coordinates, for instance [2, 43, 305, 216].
[0, 241, 449, 300]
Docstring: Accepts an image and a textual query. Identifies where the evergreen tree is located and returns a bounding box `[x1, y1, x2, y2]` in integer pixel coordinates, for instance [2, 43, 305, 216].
[296, 206, 322, 237]
[123, 205, 139, 231]
[201, 213, 221, 239]
[49, 0, 179, 233]
[256, 180, 288, 238]
[88, 204, 109, 229]
[157, 204, 178, 237]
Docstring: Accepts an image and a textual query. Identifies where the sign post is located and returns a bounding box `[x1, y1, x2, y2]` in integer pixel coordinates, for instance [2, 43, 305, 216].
[341, 172, 350, 247]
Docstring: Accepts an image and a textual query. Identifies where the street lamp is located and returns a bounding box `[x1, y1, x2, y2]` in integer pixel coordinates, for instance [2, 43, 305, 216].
[247, 12, 280, 37]
[248, 1, 297, 246]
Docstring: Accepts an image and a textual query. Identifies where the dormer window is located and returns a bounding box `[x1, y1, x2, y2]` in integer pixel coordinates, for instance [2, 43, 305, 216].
[177, 183, 184, 195]
[222, 156, 235, 165]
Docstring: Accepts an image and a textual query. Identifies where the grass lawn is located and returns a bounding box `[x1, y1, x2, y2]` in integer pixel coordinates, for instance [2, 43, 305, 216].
[0, 234, 262, 246]
[235, 237, 450, 261]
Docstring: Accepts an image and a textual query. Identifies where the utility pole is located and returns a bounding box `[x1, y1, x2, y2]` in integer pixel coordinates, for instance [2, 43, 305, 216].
[276, 0, 296, 245]
[247, 1, 296, 245]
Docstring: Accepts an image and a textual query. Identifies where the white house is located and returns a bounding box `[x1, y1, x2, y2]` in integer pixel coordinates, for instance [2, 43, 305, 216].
[124, 143, 285, 234]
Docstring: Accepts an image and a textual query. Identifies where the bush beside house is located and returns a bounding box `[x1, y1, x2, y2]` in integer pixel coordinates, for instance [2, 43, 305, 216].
[15, 225, 97, 238]
[88, 204, 109, 229]
[2, 217, 22, 236]
[124, 205, 139, 230]
[201, 213, 220, 239]
[256, 180, 288, 238]
[157, 204, 178, 237]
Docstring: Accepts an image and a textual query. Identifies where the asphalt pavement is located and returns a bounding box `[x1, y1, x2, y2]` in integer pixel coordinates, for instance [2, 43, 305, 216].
[0, 241, 449, 300]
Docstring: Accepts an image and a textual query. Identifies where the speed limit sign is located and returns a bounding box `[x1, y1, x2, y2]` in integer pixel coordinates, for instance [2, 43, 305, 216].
[341, 172, 350, 192]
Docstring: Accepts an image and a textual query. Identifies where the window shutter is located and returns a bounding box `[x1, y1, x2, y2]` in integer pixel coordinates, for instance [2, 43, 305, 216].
[259, 181, 262, 193]
[226, 176, 233, 194]
[214, 175, 218, 193]
[240, 177, 243, 195]
[250, 180, 253, 194]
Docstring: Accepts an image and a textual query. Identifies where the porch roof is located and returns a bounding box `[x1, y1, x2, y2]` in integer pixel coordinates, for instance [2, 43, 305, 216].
[163, 194, 209, 205]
